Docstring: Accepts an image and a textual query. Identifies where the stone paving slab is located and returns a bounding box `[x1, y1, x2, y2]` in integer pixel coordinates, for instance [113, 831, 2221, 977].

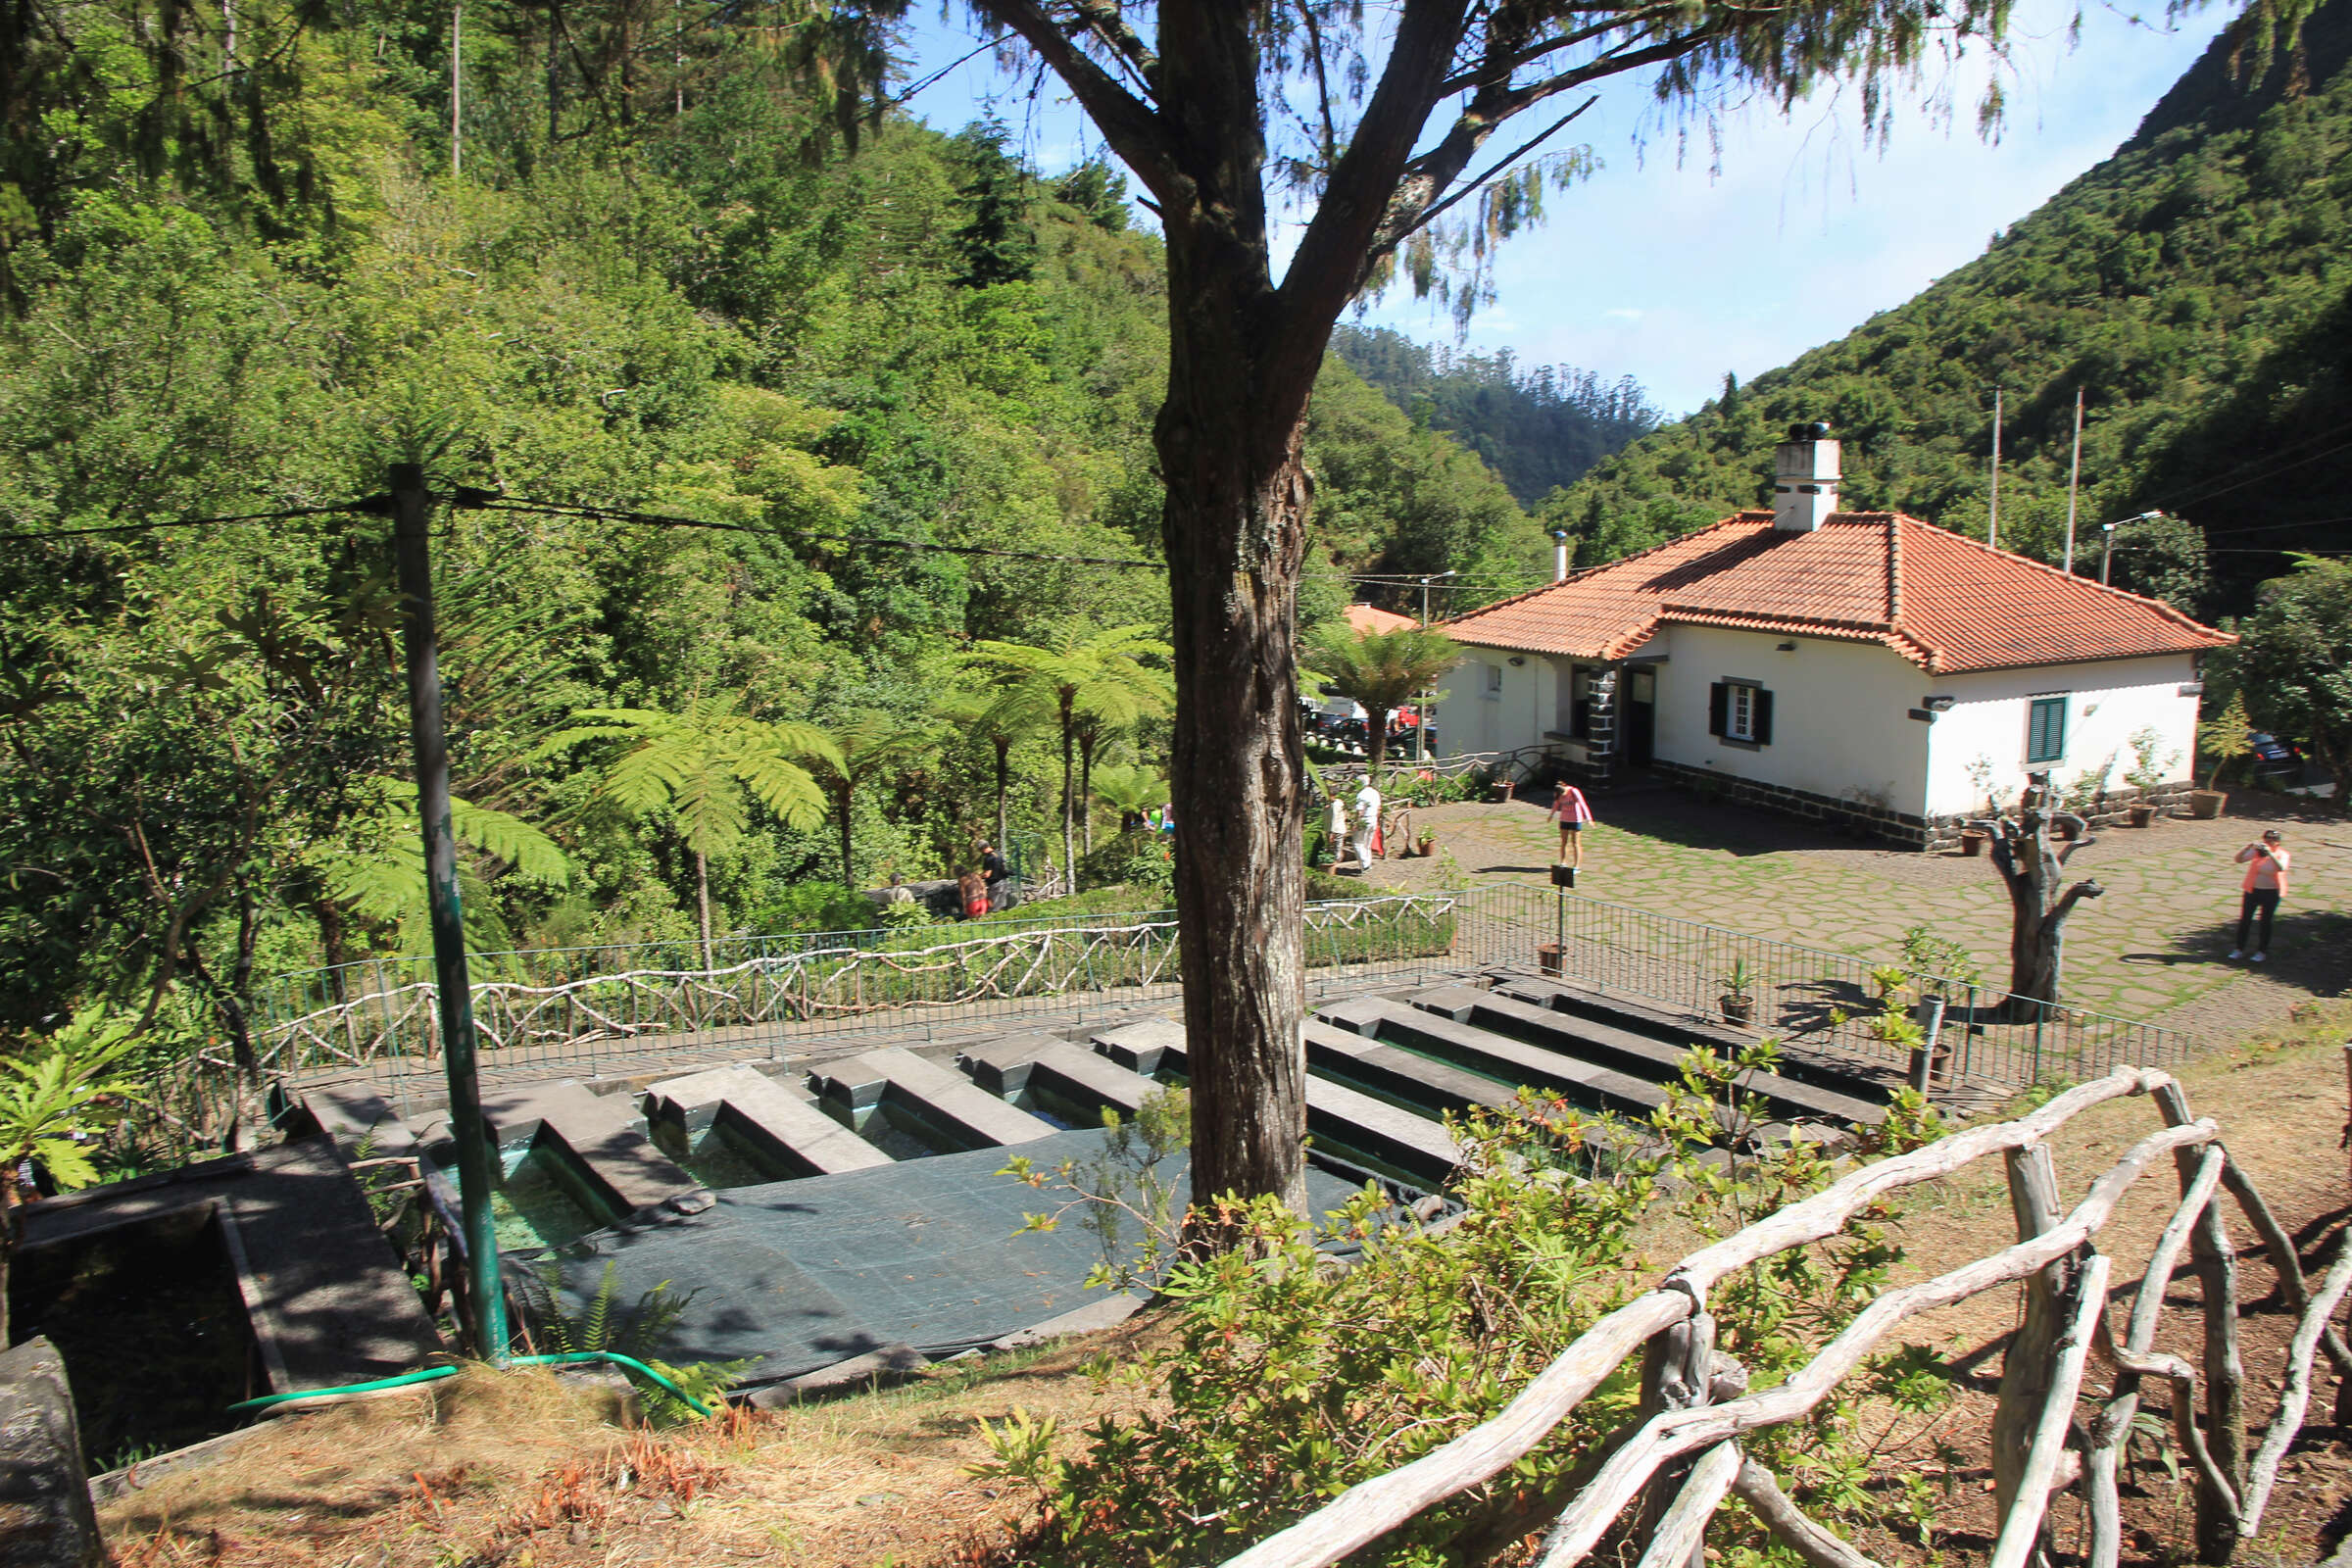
[15, 1142, 444, 1391]
[1432, 983, 1886, 1127]
[478, 1080, 702, 1212]
[1110, 1011, 1466, 1181]
[1320, 996, 1682, 1124]
[648, 1065, 892, 1177]
[809, 1048, 1058, 1150]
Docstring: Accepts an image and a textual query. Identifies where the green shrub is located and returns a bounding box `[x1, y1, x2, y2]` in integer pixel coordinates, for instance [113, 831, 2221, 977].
[1081, 831, 1177, 904]
[975, 1042, 1952, 1567]
[742, 882, 876, 935]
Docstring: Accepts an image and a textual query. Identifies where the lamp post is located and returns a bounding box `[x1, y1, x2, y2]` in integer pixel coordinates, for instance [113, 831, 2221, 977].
[1415, 569, 1455, 762]
[2101, 511, 2161, 588]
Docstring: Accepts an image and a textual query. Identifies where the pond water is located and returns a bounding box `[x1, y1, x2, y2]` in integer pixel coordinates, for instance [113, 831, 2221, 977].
[494, 1145, 623, 1251]
[8, 1207, 254, 1469]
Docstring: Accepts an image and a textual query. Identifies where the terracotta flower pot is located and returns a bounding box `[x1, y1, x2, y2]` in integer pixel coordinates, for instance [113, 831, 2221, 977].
[1959, 830, 1987, 858]
[2187, 789, 2228, 819]
[2128, 803, 2156, 827]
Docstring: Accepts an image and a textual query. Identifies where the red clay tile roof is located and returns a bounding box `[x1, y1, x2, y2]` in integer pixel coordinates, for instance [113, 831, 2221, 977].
[1345, 603, 1420, 635]
[1442, 514, 2232, 674]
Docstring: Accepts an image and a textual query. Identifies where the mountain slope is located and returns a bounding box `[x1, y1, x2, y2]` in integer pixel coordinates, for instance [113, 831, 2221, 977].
[1332, 325, 1660, 508]
[1547, 0, 2352, 614]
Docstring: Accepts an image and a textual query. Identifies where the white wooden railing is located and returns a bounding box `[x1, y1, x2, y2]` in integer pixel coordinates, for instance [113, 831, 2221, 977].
[1217, 1065, 2352, 1568]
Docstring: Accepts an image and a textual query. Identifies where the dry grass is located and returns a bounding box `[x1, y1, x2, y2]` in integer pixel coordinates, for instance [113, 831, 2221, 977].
[100, 1002, 2352, 1568]
[101, 1314, 1169, 1568]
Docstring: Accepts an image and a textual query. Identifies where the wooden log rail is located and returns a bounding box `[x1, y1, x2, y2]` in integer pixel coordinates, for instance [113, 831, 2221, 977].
[1215, 1064, 2352, 1568]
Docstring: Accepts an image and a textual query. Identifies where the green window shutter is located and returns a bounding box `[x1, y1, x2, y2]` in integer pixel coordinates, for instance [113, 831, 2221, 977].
[1708, 681, 1729, 737]
[1752, 688, 1775, 746]
[2027, 697, 2067, 763]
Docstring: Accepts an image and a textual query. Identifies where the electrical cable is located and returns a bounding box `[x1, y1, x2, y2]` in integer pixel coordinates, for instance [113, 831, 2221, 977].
[461, 494, 1176, 570]
[0, 500, 377, 542]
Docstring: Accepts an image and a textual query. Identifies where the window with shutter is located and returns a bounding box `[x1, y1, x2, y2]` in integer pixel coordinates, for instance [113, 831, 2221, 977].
[2026, 696, 2067, 763]
[1713, 680, 1772, 746]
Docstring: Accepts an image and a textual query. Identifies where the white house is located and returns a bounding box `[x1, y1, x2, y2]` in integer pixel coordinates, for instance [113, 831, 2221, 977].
[1432, 424, 2234, 848]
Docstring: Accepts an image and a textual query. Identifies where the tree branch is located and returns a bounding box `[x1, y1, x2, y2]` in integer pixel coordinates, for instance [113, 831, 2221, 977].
[1271, 0, 1474, 385]
[963, 0, 1177, 200]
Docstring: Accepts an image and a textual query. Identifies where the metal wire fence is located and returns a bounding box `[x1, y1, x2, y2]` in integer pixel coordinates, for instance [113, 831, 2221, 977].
[250, 893, 1481, 1086]
[1465, 883, 2199, 1089]
[126, 882, 2193, 1165]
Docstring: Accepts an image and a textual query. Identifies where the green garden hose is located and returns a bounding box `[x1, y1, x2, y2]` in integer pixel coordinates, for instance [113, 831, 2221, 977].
[225, 1350, 717, 1418]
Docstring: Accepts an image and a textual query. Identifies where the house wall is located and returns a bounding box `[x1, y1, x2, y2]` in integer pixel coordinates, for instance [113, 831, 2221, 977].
[1923, 654, 2203, 828]
[1432, 652, 1559, 763]
[1646, 626, 1936, 840]
[1436, 635, 2206, 851]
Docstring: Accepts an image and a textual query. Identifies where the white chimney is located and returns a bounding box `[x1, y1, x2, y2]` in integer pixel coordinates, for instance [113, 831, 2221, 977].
[1552, 529, 1569, 582]
[1773, 421, 1840, 532]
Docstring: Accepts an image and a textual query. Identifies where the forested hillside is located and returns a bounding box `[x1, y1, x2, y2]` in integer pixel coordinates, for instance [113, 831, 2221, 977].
[1547, 0, 2352, 613]
[0, 0, 1540, 1040]
[1331, 325, 1660, 508]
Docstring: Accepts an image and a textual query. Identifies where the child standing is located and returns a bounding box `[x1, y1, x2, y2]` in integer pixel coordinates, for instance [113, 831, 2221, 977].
[1550, 782, 1595, 868]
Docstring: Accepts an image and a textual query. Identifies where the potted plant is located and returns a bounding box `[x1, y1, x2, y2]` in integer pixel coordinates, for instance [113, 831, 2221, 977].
[1958, 824, 1989, 856]
[1414, 831, 1437, 858]
[1719, 959, 1756, 1026]
[2189, 694, 2252, 819]
[2123, 726, 2177, 827]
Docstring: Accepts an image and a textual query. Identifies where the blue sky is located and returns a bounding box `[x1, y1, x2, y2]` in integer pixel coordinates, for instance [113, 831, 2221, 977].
[895, 2, 2236, 415]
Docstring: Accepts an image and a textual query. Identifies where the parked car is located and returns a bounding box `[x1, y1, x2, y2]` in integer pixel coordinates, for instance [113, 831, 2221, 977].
[2249, 731, 2301, 765]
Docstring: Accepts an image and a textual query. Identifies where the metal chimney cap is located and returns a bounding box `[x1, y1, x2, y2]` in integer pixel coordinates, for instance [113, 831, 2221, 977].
[1787, 420, 1832, 442]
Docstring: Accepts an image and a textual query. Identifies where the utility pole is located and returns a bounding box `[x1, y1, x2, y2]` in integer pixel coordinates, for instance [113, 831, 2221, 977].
[1415, 569, 1454, 762]
[2062, 386, 2085, 573]
[2099, 521, 2116, 585]
[1986, 387, 2002, 550]
[450, 1, 464, 176]
[390, 464, 508, 1359]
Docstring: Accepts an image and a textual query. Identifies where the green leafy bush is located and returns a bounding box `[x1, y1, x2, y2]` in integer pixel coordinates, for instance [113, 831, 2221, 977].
[975, 1042, 1951, 1567]
[741, 883, 878, 936]
[1080, 831, 1177, 905]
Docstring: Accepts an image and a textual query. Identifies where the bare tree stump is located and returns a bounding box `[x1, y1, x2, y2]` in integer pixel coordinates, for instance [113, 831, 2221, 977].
[1986, 773, 2102, 1015]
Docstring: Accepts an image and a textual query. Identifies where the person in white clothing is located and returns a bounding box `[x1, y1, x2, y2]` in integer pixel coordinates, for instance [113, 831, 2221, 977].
[1326, 792, 1349, 870]
[1351, 778, 1383, 869]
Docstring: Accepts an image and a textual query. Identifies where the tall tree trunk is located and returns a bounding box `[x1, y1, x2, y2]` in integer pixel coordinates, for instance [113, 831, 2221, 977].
[834, 783, 855, 890]
[1156, 90, 1315, 1218]
[1056, 698, 1076, 894]
[1366, 707, 1388, 785]
[1079, 729, 1099, 855]
[1991, 779, 2102, 1013]
[694, 847, 712, 972]
[994, 738, 1010, 854]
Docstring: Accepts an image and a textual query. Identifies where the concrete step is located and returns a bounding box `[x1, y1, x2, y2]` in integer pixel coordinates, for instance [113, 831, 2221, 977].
[478, 1080, 703, 1213]
[1089, 1015, 1188, 1077]
[1491, 973, 1902, 1103]
[958, 1035, 1159, 1121]
[1093, 1016, 1466, 1185]
[647, 1065, 892, 1177]
[1413, 985, 1886, 1129]
[809, 1048, 1058, 1152]
[296, 1083, 419, 1163]
[1317, 996, 1682, 1126]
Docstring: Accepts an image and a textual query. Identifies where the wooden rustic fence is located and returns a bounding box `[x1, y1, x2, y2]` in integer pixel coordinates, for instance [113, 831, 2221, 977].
[1215, 1065, 2352, 1568]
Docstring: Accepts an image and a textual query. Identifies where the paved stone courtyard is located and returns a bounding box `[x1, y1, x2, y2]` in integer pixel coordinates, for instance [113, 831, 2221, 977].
[1371, 783, 2350, 1043]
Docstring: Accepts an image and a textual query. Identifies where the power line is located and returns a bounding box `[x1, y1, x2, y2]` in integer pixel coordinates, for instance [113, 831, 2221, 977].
[463, 495, 1174, 570]
[0, 501, 375, 542]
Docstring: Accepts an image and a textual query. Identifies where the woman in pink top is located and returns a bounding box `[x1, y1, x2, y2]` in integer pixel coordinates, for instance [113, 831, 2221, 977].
[2230, 828, 2290, 961]
[1550, 782, 1595, 868]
